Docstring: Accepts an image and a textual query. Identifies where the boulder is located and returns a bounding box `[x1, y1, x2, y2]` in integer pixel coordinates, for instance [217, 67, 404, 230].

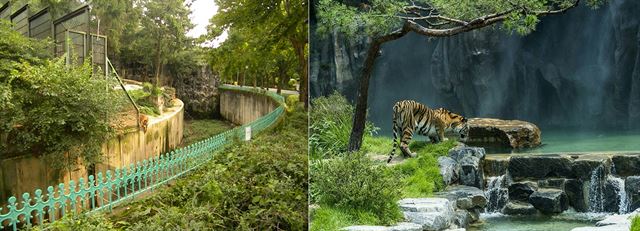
[398, 198, 455, 231]
[435, 185, 487, 210]
[403, 212, 452, 231]
[483, 157, 509, 177]
[611, 154, 640, 177]
[538, 178, 566, 189]
[528, 189, 569, 214]
[342, 223, 423, 231]
[438, 156, 458, 186]
[449, 147, 485, 188]
[572, 159, 605, 180]
[453, 210, 472, 228]
[466, 118, 541, 149]
[625, 176, 640, 211]
[508, 181, 538, 202]
[502, 201, 538, 215]
[564, 179, 588, 212]
[508, 155, 574, 180]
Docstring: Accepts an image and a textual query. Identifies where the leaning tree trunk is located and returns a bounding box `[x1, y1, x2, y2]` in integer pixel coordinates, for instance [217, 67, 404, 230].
[347, 42, 383, 152]
[348, 26, 410, 152]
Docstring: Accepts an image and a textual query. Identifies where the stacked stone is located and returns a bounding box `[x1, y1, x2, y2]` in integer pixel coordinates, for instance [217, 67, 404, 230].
[483, 153, 640, 215]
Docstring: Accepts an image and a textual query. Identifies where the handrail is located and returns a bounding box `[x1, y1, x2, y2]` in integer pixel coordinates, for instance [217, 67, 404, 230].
[0, 86, 287, 230]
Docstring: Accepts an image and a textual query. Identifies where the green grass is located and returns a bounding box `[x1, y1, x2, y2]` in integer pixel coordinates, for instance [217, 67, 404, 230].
[311, 206, 383, 231]
[632, 215, 640, 231]
[181, 119, 235, 146]
[393, 139, 457, 197]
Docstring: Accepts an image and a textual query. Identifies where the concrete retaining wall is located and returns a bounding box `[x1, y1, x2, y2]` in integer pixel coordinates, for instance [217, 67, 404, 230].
[0, 100, 184, 202]
[220, 88, 280, 125]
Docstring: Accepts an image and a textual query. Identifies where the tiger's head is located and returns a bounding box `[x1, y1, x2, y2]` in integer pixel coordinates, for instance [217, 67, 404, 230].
[441, 109, 469, 142]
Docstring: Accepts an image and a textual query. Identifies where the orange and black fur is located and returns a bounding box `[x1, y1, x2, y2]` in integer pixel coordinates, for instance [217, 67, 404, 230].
[388, 100, 469, 163]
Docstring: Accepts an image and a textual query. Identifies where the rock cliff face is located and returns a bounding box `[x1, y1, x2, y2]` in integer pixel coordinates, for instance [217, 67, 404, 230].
[310, 1, 640, 132]
[173, 66, 220, 119]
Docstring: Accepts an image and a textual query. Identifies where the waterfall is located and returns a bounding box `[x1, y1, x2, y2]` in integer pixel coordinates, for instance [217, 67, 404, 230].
[607, 175, 630, 214]
[485, 175, 508, 213]
[588, 164, 605, 212]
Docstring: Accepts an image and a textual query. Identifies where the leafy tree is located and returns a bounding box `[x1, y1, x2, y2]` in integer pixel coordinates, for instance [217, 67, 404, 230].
[210, 0, 309, 107]
[316, 0, 606, 151]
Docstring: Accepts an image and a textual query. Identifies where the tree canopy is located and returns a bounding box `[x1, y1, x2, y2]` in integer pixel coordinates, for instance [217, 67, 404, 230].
[208, 0, 308, 105]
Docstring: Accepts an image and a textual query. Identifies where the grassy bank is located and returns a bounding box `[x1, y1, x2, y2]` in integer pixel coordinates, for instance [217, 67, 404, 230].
[39, 107, 308, 230]
[181, 119, 235, 146]
[310, 136, 457, 230]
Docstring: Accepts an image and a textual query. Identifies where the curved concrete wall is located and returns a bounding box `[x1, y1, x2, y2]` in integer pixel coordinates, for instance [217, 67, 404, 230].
[220, 87, 280, 125]
[0, 100, 184, 203]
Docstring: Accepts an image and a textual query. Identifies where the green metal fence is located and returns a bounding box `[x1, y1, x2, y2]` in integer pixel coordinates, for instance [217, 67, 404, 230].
[0, 86, 286, 230]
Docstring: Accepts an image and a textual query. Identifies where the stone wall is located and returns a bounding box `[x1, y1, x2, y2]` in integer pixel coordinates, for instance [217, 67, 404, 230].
[219, 87, 280, 125]
[483, 153, 640, 215]
[0, 100, 184, 203]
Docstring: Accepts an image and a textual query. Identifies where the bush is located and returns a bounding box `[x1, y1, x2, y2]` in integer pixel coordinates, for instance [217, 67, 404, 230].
[286, 94, 300, 112]
[34, 212, 117, 231]
[310, 92, 378, 159]
[0, 19, 50, 78]
[310, 152, 403, 225]
[632, 215, 640, 231]
[0, 58, 122, 169]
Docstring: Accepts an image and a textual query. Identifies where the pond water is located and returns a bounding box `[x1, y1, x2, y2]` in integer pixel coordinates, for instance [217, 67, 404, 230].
[491, 130, 640, 154]
[468, 212, 605, 231]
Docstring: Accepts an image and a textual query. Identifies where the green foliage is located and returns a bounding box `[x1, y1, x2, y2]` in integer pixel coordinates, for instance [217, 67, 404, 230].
[181, 119, 234, 147]
[34, 213, 118, 231]
[0, 58, 121, 169]
[311, 206, 384, 231]
[104, 108, 308, 230]
[208, 0, 308, 98]
[0, 19, 50, 78]
[392, 140, 457, 197]
[128, 82, 165, 116]
[286, 94, 300, 112]
[310, 152, 403, 225]
[316, 0, 607, 39]
[310, 92, 378, 159]
[632, 215, 640, 231]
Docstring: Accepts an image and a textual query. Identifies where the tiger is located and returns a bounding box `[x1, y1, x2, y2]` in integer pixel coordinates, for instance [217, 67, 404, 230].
[387, 100, 469, 163]
[139, 114, 149, 132]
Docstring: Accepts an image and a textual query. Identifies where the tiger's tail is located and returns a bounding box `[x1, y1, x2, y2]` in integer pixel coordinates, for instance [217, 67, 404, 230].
[388, 103, 400, 163]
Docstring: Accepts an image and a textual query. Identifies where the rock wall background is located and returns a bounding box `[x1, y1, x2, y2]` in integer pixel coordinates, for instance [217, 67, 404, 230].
[310, 1, 640, 133]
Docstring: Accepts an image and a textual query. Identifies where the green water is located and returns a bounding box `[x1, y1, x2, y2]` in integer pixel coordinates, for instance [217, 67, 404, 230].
[492, 130, 640, 154]
[469, 212, 603, 231]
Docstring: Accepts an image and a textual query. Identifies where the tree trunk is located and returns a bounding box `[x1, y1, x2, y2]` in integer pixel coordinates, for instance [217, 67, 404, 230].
[290, 39, 308, 109]
[154, 38, 162, 85]
[347, 41, 382, 152]
[348, 25, 410, 152]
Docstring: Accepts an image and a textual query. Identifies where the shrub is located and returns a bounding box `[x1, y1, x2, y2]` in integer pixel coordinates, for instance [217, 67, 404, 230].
[0, 58, 122, 169]
[310, 92, 378, 159]
[0, 19, 50, 78]
[34, 212, 117, 231]
[108, 108, 308, 230]
[310, 152, 403, 225]
[632, 215, 640, 231]
[286, 94, 300, 112]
